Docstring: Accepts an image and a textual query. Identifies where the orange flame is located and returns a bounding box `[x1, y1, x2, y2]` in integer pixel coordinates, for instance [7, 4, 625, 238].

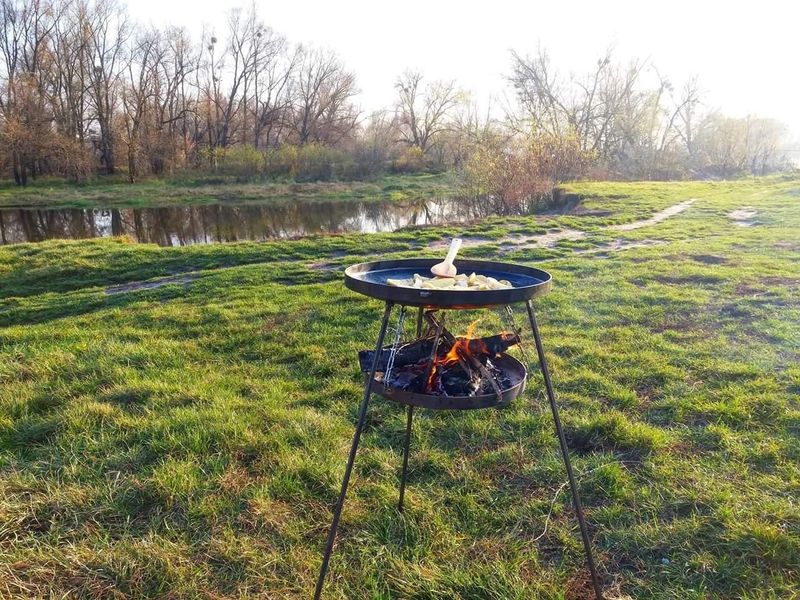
[427, 320, 484, 390]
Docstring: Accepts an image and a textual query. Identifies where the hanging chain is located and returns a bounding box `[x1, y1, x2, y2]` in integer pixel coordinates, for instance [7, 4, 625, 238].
[384, 306, 407, 383]
[504, 305, 532, 365]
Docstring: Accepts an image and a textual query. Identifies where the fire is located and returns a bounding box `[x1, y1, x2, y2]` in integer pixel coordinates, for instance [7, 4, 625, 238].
[426, 320, 488, 390]
[443, 320, 486, 364]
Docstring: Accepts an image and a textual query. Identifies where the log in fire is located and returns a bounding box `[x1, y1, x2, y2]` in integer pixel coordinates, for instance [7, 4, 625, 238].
[359, 313, 521, 399]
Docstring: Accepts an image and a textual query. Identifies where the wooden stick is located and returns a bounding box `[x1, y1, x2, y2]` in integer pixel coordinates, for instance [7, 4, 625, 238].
[424, 312, 503, 402]
[421, 314, 445, 392]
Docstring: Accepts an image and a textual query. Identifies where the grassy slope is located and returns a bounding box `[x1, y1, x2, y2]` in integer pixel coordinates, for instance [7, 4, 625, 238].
[0, 172, 459, 210]
[0, 178, 798, 599]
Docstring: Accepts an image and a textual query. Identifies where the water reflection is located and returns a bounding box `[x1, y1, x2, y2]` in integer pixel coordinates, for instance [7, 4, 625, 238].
[0, 195, 543, 246]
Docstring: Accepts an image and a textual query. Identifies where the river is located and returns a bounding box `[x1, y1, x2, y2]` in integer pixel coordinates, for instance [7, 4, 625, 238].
[0, 195, 549, 245]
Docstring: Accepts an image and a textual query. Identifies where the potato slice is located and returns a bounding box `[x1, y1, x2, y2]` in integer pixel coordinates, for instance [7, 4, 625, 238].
[385, 272, 514, 291]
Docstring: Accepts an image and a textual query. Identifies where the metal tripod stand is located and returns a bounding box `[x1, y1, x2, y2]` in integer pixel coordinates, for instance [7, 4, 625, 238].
[314, 300, 603, 600]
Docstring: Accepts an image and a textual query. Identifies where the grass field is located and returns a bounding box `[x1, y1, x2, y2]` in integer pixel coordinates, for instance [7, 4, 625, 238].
[0, 172, 459, 210]
[0, 178, 798, 599]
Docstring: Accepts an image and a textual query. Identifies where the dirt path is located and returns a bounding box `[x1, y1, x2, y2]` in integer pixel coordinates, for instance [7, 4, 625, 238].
[575, 239, 666, 255]
[506, 198, 697, 248]
[428, 199, 696, 252]
[105, 274, 199, 295]
[608, 199, 695, 231]
[729, 207, 757, 226]
[502, 229, 586, 249]
[427, 237, 494, 251]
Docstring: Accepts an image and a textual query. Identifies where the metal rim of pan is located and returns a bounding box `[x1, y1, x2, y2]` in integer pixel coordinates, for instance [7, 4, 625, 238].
[344, 258, 552, 309]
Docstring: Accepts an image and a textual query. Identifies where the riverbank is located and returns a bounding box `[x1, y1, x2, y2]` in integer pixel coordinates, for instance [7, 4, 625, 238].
[0, 178, 798, 598]
[0, 172, 460, 210]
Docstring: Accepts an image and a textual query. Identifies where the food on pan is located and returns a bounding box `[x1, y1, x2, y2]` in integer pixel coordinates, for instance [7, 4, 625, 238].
[387, 273, 513, 291]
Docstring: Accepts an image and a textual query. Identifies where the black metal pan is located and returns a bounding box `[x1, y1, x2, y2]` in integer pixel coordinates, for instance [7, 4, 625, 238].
[344, 258, 552, 308]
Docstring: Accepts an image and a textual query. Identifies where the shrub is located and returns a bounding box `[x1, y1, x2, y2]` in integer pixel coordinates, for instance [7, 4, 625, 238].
[264, 143, 350, 181]
[461, 132, 594, 202]
[218, 145, 264, 178]
[345, 138, 390, 179]
[196, 146, 226, 172]
[265, 144, 300, 179]
[295, 143, 347, 182]
[52, 135, 93, 183]
[391, 146, 426, 173]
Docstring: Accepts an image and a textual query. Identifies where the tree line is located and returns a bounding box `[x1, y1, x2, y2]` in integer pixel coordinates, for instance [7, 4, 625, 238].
[0, 0, 792, 190]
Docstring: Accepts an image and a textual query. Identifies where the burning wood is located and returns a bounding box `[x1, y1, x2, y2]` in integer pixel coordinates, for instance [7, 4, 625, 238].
[358, 318, 520, 399]
[358, 329, 519, 372]
[358, 332, 519, 373]
[423, 313, 508, 402]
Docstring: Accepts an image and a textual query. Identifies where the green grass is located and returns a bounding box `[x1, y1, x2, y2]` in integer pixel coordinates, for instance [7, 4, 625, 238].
[0, 178, 798, 598]
[0, 172, 459, 210]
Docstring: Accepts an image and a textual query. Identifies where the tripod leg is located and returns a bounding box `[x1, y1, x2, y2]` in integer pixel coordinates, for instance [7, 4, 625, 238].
[526, 300, 604, 600]
[397, 405, 414, 511]
[398, 307, 424, 511]
[314, 301, 394, 600]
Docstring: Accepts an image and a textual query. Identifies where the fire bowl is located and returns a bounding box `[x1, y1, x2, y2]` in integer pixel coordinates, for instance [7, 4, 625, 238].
[367, 353, 527, 410]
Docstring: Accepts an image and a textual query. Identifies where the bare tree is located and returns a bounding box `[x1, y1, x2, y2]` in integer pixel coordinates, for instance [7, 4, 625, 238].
[121, 30, 162, 182]
[216, 8, 260, 148]
[86, 0, 128, 174]
[669, 77, 702, 161]
[509, 48, 646, 158]
[0, 0, 59, 184]
[47, 1, 91, 142]
[291, 46, 359, 145]
[394, 71, 457, 155]
[151, 26, 198, 172]
[744, 117, 787, 174]
[349, 110, 396, 176]
[251, 30, 296, 150]
[446, 94, 499, 167]
[0, 1, 791, 184]
[196, 6, 287, 162]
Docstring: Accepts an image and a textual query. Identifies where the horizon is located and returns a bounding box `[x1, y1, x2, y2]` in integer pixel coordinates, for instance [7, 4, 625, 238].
[128, 0, 800, 142]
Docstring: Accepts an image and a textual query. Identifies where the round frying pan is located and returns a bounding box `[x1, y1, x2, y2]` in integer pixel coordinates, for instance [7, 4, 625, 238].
[345, 258, 552, 308]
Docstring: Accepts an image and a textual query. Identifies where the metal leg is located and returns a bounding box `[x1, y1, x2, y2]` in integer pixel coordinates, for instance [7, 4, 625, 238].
[314, 301, 394, 600]
[398, 307, 423, 512]
[526, 300, 604, 600]
[398, 405, 414, 511]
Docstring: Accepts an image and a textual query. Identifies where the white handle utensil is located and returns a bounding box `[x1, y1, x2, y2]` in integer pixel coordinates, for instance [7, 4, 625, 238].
[430, 238, 463, 278]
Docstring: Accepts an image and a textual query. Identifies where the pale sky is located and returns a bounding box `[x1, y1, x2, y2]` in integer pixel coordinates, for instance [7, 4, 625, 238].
[128, 0, 800, 139]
